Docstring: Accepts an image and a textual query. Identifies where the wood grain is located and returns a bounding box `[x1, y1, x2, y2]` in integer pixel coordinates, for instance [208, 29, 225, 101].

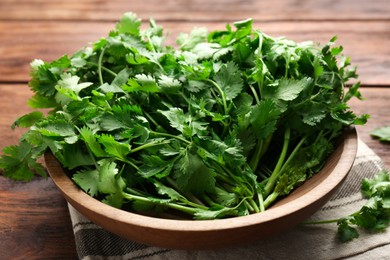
[0, 21, 389, 85]
[0, 0, 389, 21]
[0, 177, 78, 259]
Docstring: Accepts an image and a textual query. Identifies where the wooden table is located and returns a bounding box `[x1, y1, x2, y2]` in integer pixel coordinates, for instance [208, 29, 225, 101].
[0, 0, 389, 258]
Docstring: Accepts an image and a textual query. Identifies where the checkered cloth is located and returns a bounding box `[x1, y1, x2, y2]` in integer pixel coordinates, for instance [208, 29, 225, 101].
[68, 139, 390, 260]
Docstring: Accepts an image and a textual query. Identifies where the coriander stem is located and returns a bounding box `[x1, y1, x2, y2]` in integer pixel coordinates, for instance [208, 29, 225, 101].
[249, 140, 264, 172]
[278, 135, 307, 176]
[302, 219, 340, 225]
[130, 140, 171, 154]
[143, 111, 161, 129]
[122, 192, 199, 216]
[249, 84, 261, 104]
[206, 79, 228, 117]
[249, 197, 260, 213]
[263, 191, 279, 209]
[122, 159, 140, 171]
[257, 191, 265, 212]
[98, 47, 107, 85]
[151, 131, 191, 145]
[244, 200, 255, 212]
[263, 127, 290, 197]
[86, 62, 117, 77]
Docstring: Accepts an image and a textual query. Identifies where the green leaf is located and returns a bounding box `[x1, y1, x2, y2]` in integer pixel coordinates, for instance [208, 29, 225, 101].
[153, 181, 184, 201]
[213, 61, 243, 100]
[73, 169, 99, 197]
[34, 120, 76, 137]
[28, 95, 58, 108]
[0, 141, 47, 181]
[337, 219, 359, 242]
[177, 27, 208, 50]
[158, 75, 182, 93]
[250, 99, 282, 139]
[174, 151, 216, 195]
[115, 12, 141, 36]
[12, 111, 43, 129]
[263, 77, 312, 101]
[79, 127, 107, 157]
[56, 73, 93, 95]
[370, 126, 390, 142]
[158, 108, 187, 133]
[97, 159, 119, 194]
[61, 143, 95, 170]
[98, 134, 131, 161]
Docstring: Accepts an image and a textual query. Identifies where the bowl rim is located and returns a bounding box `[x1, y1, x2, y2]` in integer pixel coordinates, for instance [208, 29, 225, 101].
[44, 127, 358, 233]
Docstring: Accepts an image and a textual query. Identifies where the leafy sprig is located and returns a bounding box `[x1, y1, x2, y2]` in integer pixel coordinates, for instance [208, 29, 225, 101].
[305, 170, 390, 242]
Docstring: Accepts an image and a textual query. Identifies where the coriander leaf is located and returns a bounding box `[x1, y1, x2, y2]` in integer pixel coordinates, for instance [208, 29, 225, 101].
[263, 77, 312, 101]
[158, 107, 187, 133]
[344, 82, 363, 102]
[98, 134, 131, 161]
[33, 119, 76, 137]
[213, 61, 243, 101]
[27, 94, 58, 108]
[11, 111, 43, 129]
[79, 127, 107, 157]
[56, 73, 93, 95]
[115, 12, 141, 36]
[370, 126, 390, 142]
[158, 75, 182, 93]
[177, 27, 208, 50]
[337, 219, 359, 242]
[61, 142, 95, 170]
[250, 99, 282, 139]
[192, 43, 233, 61]
[194, 206, 238, 220]
[97, 159, 119, 194]
[173, 151, 216, 195]
[124, 74, 160, 93]
[72, 169, 99, 197]
[153, 180, 184, 201]
[0, 141, 46, 181]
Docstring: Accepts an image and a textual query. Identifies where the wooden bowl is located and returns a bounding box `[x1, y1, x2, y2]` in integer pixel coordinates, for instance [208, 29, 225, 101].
[44, 127, 357, 250]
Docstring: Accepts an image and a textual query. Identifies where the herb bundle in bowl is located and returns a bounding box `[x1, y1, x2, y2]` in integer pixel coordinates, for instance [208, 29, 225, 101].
[0, 13, 367, 220]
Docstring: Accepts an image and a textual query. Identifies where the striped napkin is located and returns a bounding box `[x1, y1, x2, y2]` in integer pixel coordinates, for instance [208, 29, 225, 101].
[68, 139, 390, 260]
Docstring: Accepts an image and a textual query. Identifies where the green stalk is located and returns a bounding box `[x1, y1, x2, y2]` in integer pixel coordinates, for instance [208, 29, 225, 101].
[130, 140, 171, 154]
[263, 127, 290, 197]
[249, 84, 260, 104]
[248, 197, 260, 213]
[277, 135, 307, 177]
[206, 80, 228, 117]
[86, 62, 117, 77]
[249, 134, 272, 173]
[257, 191, 265, 212]
[98, 47, 107, 85]
[150, 131, 191, 145]
[249, 140, 264, 172]
[303, 219, 340, 225]
[244, 200, 255, 212]
[122, 192, 199, 216]
[143, 111, 161, 129]
[263, 191, 279, 209]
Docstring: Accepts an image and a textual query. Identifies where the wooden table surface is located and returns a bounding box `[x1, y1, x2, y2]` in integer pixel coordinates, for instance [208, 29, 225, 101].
[0, 0, 389, 258]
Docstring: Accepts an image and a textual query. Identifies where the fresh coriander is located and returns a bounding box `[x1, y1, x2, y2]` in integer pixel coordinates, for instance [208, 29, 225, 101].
[304, 170, 390, 242]
[0, 13, 368, 219]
